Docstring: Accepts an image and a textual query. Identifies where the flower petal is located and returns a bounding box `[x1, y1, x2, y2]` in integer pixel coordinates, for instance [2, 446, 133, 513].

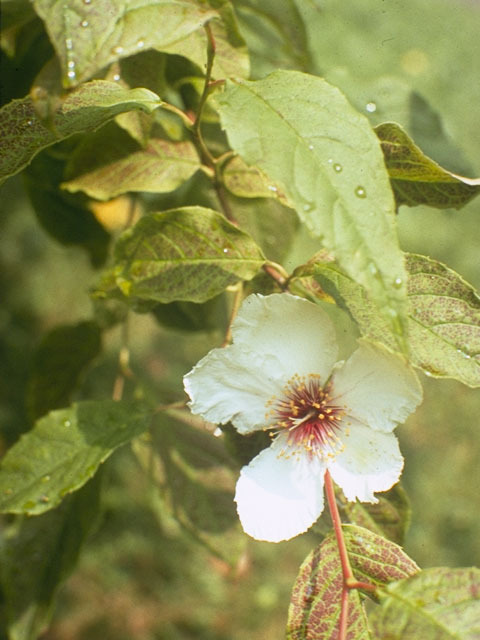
[329, 421, 403, 502]
[234, 439, 326, 542]
[331, 341, 422, 432]
[231, 294, 338, 381]
[184, 344, 284, 433]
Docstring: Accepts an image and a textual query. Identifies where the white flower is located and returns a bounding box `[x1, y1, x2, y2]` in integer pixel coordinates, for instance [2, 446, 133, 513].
[183, 293, 422, 543]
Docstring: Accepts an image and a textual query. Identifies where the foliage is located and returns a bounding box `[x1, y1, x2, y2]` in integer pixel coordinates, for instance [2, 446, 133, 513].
[0, 0, 479, 638]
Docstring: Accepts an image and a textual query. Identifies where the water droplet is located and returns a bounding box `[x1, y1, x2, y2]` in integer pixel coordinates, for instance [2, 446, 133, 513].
[327, 158, 333, 164]
[456, 349, 471, 359]
[393, 277, 403, 288]
[112, 45, 124, 55]
[67, 70, 76, 80]
[80, 19, 89, 27]
[366, 101, 377, 113]
[333, 163, 343, 173]
[368, 262, 378, 276]
[355, 186, 367, 198]
[26, 119, 33, 126]
[113, 73, 121, 81]
[41, 475, 51, 483]
[67, 60, 75, 69]
[83, 0, 92, 4]
[267, 185, 278, 192]
[65, 38, 73, 50]
[63, 419, 71, 427]
[424, 370, 433, 377]
[213, 427, 222, 437]
[308, 144, 314, 150]
[303, 203, 314, 212]
[223, 248, 229, 254]
[40, 495, 50, 503]
[137, 39, 145, 48]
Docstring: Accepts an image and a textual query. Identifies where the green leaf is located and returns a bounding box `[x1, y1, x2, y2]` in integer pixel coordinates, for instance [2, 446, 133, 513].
[216, 70, 408, 346]
[23, 149, 110, 267]
[133, 413, 246, 565]
[0, 476, 101, 640]
[376, 122, 480, 210]
[286, 533, 371, 640]
[340, 483, 411, 546]
[293, 252, 480, 387]
[62, 122, 201, 200]
[95, 206, 265, 305]
[0, 400, 151, 515]
[159, 0, 250, 79]
[26, 321, 102, 422]
[0, 80, 161, 184]
[31, 0, 220, 86]
[223, 155, 286, 200]
[370, 567, 480, 639]
[234, 0, 312, 79]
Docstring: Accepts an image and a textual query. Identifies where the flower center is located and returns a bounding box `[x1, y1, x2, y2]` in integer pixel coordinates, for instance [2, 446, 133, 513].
[266, 374, 346, 460]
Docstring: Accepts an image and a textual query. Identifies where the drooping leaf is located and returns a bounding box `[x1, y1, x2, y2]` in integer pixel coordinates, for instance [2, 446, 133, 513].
[293, 252, 480, 387]
[0, 80, 161, 184]
[31, 0, 222, 86]
[95, 206, 265, 305]
[133, 413, 246, 565]
[0, 400, 151, 515]
[62, 122, 201, 200]
[0, 475, 101, 640]
[26, 321, 102, 422]
[216, 70, 408, 346]
[340, 483, 411, 546]
[376, 122, 480, 210]
[286, 533, 371, 640]
[370, 567, 480, 639]
[23, 149, 110, 267]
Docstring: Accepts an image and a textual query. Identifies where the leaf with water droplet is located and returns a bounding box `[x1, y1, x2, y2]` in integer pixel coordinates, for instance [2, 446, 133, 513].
[216, 71, 408, 347]
[0, 400, 151, 515]
[31, 0, 247, 85]
[95, 206, 265, 305]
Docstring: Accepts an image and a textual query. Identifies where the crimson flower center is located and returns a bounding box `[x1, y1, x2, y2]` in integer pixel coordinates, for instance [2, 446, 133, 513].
[266, 374, 346, 459]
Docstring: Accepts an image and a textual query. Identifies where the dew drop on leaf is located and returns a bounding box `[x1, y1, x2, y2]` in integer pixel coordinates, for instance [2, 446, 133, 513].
[83, 0, 92, 4]
[40, 495, 50, 503]
[26, 120, 33, 126]
[137, 39, 145, 48]
[355, 186, 367, 198]
[113, 73, 121, 81]
[112, 45, 124, 55]
[65, 38, 73, 50]
[222, 248, 229, 254]
[67, 70, 76, 80]
[308, 144, 314, 150]
[368, 262, 378, 276]
[63, 418, 72, 427]
[366, 101, 377, 113]
[333, 163, 343, 173]
[80, 19, 89, 27]
[393, 277, 403, 288]
[267, 185, 278, 192]
[41, 475, 51, 483]
[303, 203, 314, 212]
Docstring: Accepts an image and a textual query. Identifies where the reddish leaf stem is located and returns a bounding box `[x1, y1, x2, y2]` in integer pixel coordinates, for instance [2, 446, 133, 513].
[324, 470, 376, 640]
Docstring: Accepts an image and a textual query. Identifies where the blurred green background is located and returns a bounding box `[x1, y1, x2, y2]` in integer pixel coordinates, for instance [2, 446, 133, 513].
[1, 0, 479, 638]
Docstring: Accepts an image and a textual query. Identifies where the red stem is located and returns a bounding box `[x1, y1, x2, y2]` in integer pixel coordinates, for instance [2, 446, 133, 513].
[324, 470, 376, 640]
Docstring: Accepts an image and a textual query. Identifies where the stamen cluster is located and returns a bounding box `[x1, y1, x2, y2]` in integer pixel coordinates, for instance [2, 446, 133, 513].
[266, 374, 346, 460]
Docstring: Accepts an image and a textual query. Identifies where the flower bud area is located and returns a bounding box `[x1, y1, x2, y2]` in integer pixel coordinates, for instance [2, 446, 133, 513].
[266, 374, 348, 461]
